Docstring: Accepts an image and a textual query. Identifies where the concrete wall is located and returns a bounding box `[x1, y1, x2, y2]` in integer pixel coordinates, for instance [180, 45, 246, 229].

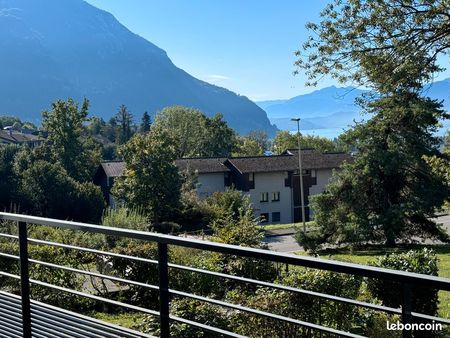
[309, 169, 333, 196]
[197, 173, 226, 198]
[308, 168, 334, 218]
[248, 171, 292, 224]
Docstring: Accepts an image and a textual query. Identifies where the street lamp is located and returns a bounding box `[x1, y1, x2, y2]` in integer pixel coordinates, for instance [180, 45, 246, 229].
[291, 118, 306, 234]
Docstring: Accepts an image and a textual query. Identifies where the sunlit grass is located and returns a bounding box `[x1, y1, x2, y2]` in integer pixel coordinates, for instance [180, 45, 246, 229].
[295, 244, 450, 317]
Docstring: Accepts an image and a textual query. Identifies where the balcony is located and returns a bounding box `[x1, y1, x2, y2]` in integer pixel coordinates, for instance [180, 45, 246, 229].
[0, 212, 449, 338]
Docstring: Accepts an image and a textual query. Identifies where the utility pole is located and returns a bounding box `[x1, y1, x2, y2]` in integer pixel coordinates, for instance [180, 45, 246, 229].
[291, 118, 306, 234]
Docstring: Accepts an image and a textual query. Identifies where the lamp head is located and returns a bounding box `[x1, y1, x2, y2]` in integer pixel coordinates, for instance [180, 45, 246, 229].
[291, 118, 300, 122]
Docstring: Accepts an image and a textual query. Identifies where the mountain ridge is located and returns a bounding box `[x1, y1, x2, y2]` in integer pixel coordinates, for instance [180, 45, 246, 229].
[257, 79, 449, 133]
[0, 0, 276, 135]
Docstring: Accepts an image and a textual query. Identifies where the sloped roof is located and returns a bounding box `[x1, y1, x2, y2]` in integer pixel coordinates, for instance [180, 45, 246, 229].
[226, 149, 351, 173]
[98, 150, 350, 178]
[100, 161, 126, 177]
[0, 130, 42, 144]
[175, 157, 229, 173]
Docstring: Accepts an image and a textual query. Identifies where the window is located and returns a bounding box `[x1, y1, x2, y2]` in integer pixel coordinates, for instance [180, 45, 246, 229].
[272, 212, 280, 222]
[260, 192, 269, 202]
[260, 213, 269, 223]
[272, 192, 280, 202]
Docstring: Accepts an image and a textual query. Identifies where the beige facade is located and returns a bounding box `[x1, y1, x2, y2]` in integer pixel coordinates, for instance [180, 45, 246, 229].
[247, 171, 292, 224]
[197, 173, 226, 198]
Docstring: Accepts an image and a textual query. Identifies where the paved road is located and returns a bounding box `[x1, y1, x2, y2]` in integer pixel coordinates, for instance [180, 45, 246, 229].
[265, 214, 450, 253]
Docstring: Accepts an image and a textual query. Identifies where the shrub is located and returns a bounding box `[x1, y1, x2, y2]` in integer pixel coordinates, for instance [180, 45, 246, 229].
[135, 298, 231, 338]
[367, 248, 439, 316]
[228, 268, 363, 337]
[109, 241, 159, 308]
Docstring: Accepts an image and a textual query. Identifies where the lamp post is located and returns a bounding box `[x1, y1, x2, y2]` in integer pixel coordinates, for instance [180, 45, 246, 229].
[291, 118, 306, 234]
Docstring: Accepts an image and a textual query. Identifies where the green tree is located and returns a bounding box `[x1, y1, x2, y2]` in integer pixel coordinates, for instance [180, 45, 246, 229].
[203, 113, 236, 157]
[271, 130, 346, 154]
[0, 116, 21, 128]
[112, 129, 182, 223]
[425, 131, 450, 211]
[295, 0, 450, 249]
[153, 106, 236, 158]
[115, 104, 134, 145]
[247, 130, 270, 152]
[232, 136, 264, 157]
[20, 160, 104, 223]
[140, 111, 151, 133]
[42, 98, 101, 182]
[0, 145, 22, 211]
[152, 106, 208, 158]
[300, 94, 450, 249]
[295, 0, 450, 92]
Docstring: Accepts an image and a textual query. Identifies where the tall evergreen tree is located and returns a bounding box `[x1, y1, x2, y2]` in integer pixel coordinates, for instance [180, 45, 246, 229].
[140, 111, 151, 133]
[115, 104, 133, 145]
[295, 0, 450, 249]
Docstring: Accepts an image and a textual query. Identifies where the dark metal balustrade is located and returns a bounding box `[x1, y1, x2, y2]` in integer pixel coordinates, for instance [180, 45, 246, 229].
[0, 212, 449, 338]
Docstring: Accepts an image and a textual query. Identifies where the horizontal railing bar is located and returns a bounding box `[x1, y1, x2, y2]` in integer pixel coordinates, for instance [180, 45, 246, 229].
[0, 292, 154, 338]
[169, 289, 365, 338]
[1, 212, 449, 289]
[27, 237, 159, 265]
[27, 258, 160, 291]
[0, 250, 400, 317]
[169, 315, 246, 338]
[0, 273, 244, 338]
[0, 239, 406, 315]
[0, 254, 366, 335]
[0, 271, 159, 317]
[168, 262, 402, 314]
[1, 251, 449, 326]
[0, 233, 17, 240]
[0, 252, 18, 260]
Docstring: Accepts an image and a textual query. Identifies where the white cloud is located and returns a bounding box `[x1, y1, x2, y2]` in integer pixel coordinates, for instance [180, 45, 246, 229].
[204, 74, 232, 82]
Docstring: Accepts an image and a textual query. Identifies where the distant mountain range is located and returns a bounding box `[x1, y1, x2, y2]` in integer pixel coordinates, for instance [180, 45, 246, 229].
[0, 0, 276, 135]
[257, 79, 450, 134]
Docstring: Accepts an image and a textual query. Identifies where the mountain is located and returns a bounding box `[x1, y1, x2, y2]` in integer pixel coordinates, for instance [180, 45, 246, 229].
[0, 0, 276, 135]
[258, 79, 450, 135]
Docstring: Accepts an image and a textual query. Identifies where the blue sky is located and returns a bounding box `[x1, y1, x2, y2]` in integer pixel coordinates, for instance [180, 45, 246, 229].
[85, 0, 449, 101]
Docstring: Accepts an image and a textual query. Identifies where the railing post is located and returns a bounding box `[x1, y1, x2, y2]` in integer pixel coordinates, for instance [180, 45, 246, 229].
[402, 283, 412, 338]
[158, 242, 170, 338]
[18, 221, 32, 337]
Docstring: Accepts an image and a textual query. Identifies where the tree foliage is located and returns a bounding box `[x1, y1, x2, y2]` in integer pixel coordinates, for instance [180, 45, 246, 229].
[295, 0, 450, 93]
[233, 136, 264, 156]
[152, 106, 236, 158]
[301, 94, 450, 249]
[296, 0, 450, 249]
[140, 111, 151, 133]
[115, 104, 134, 145]
[112, 129, 182, 223]
[42, 98, 101, 182]
[367, 248, 439, 316]
[20, 160, 104, 223]
[271, 130, 347, 154]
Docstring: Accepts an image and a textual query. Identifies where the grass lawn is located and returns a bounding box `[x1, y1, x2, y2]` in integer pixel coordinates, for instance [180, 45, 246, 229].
[295, 244, 450, 317]
[262, 221, 315, 231]
[92, 311, 147, 329]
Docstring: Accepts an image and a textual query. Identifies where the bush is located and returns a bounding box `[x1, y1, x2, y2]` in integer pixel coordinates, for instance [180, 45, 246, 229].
[367, 248, 439, 316]
[109, 241, 159, 308]
[228, 268, 363, 337]
[101, 207, 150, 248]
[136, 298, 231, 338]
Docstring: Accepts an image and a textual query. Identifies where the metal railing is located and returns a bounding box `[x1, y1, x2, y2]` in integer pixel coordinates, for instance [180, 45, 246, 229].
[0, 212, 449, 338]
